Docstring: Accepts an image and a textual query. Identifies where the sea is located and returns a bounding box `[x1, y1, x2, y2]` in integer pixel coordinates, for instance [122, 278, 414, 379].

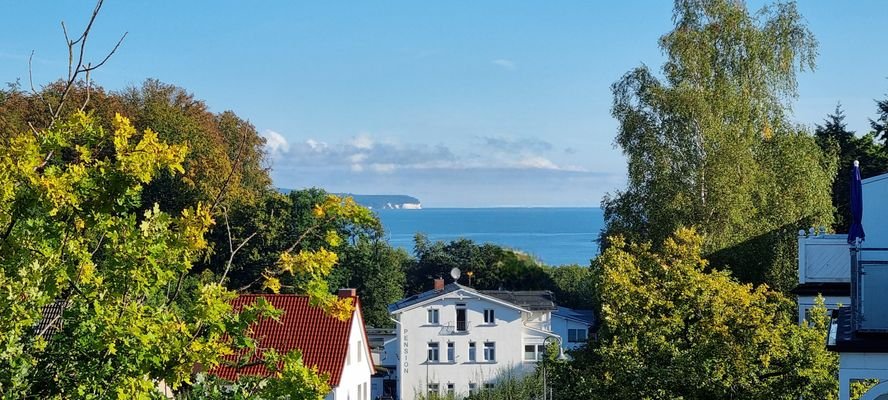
[375, 208, 604, 266]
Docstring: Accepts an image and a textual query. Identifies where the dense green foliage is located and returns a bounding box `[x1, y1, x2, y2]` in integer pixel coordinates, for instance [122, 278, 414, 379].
[815, 105, 888, 231]
[406, 234, 597, 309]
[601, 0, 836, 292]
[550, 228, 837, 400]
[0, 112, 341, 398]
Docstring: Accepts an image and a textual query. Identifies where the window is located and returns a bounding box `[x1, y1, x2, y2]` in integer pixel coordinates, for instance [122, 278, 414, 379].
[484, 383, 495, 390]
[427, 383, 439, 397]
[568, 328, 588, 343]
[428, 309, 439, 324]
[468, 341, 476, 362]
[428, 342, 440, 362]
[447, 383, 455, 396]
[357, 340, 362, 362]
[524, 344, 548, 361]
[483, 342, 496, 362]
[456, 307, 467, 332]
[447, 342, 455, 362]
[347, 347, 351, 365]
[469, 382, 478, 394]
[357, 383, 362, 400]
[484, 309, 495, 324]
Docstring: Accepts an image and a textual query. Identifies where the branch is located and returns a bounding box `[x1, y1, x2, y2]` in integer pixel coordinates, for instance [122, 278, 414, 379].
[219, 209, 259, 285]
[210, 125, 250, 210]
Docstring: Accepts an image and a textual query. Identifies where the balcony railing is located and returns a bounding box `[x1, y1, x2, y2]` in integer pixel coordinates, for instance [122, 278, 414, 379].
[852, 248, 888, 332]
[798, 230, 851, 284]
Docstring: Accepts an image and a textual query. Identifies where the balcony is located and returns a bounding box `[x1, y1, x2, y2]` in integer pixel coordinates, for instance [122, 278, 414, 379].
[852, 248, 888, 332]
[797, 230, 851, 284]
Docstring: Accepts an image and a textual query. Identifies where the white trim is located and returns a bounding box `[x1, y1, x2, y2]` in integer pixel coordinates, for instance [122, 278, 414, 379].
[390, 288, 530, 315]
[862, 172, 888, 185]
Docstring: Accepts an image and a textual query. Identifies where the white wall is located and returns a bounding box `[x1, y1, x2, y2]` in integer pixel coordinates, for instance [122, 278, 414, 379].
[395, 290, 545, 400]
[327, 309, 373, 400]
[862, 174, 888, 248]
[839, 352, 888, 400]
[551, 316, 593, 351]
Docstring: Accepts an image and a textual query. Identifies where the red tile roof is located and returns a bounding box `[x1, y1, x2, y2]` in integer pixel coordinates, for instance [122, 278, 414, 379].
[208, 294, 371, 386]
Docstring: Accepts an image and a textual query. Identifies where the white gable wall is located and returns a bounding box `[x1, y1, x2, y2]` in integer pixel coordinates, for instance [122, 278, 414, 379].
[862, 174, 888, 248]
[327, 309, 373, 400]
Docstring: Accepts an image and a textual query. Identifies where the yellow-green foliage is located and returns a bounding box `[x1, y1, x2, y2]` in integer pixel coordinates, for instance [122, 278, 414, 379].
[554, 228, 837, 400]
[0, 112, 329, 398]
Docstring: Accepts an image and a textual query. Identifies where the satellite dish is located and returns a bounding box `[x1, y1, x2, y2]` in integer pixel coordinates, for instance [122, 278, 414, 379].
[450, 267, 461, 281]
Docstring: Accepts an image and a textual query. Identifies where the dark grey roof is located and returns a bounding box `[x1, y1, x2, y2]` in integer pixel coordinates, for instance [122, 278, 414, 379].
[827, 307, 888, 353]
[553, 306, 597, 325]
[388, 283, 466, 312]
[791, 282, 850, 296]
[479, 290, 556, 311]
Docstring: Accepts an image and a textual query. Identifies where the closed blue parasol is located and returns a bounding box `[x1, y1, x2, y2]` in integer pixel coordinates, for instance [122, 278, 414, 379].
[848, 160, 865, 245]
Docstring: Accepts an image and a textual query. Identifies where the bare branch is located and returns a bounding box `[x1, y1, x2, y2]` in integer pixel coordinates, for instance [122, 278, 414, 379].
[28, 51, 54, 118]
[219, 208, 259, 285]
[79, 32, 127, 73]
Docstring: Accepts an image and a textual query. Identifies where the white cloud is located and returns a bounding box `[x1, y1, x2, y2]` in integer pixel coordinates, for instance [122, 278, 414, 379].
[517, 156, 560, 170]
[349, 153, 368, 163]
[492, 59, 517, 70]
[262, 130, 290, 156]
[305, 138, 328, 152]
[350, 133, 374, 150]
[370, 163, 397, 173]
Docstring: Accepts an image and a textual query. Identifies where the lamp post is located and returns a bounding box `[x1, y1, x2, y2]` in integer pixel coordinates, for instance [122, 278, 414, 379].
[542, 336, 560, 400]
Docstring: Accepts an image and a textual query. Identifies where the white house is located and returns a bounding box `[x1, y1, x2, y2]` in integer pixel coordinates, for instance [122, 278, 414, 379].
[388, 279, 595, 400]
[368, 327, 398, 399]
[210, 290, 374, 400]
[816, 171, 888, 400]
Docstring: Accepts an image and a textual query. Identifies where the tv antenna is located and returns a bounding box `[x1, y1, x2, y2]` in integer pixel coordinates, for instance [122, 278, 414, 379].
[450, 267, 461, 281]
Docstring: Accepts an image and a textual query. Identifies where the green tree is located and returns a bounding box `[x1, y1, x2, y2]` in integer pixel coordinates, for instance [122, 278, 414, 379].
[815, 104, 888, 231]
[331, 238, 409, 328]
[407, 235, 555, 294]
[601, 0, 836, 292]
[872, 95, 888, 146]
[551, 228, 837, 400]
[0, 111, 339, 398]
[544, 264, 597, 309]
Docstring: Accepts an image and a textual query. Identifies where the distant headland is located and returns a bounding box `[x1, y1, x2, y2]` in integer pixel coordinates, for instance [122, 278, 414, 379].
[277, 188, 421, 210]
[336, 194, 422, 210]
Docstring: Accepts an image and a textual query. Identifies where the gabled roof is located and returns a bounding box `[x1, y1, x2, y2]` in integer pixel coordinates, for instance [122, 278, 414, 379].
[388, 283, 530, 314]
[209, 294, 371, 386]
[552, 306, 596, 325]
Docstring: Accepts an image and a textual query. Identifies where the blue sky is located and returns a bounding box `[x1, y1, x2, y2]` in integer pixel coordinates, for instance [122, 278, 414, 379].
[2, 1, 886, 207]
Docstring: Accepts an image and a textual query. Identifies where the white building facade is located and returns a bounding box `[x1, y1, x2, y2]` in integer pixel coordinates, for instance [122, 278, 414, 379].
[817, 171, 888, 400]
[388, 280, 594, 400]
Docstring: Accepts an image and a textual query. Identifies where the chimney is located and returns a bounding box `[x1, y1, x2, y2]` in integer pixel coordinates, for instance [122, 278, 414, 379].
[434, 278, 445, 292]
[338, 288, 357, 298]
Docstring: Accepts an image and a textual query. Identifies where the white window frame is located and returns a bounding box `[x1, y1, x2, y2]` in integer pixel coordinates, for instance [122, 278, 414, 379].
[468, 341, 476, 362]
[568, 328, 587, 343]
[483, 341, 496, 362]
[428, 308, 440, 325]
[483, 309, 495, 324]
[524, 344, 548, 361]
[428, 342, 440, 362]
[447, 342, 455, 362]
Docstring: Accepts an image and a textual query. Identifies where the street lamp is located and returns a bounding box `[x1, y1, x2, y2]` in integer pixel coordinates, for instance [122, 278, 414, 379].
[542, 336, 560, 400]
